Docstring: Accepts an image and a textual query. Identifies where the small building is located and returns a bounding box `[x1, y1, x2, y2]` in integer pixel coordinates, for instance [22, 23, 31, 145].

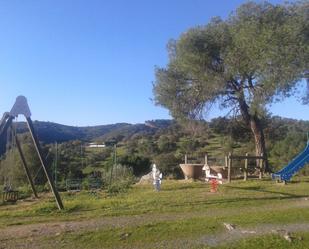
[88, 142, 106, 148]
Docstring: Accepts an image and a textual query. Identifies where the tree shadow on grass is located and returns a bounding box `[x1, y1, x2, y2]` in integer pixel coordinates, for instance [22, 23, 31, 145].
[291, 178, 309, 183]
[167, 194, 308, 210]
[226, 185, 306, 199]
[163, 184, 206, 192]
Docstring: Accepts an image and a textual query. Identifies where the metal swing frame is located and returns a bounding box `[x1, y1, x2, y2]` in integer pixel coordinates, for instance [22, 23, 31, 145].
[0, 96, 64, 210]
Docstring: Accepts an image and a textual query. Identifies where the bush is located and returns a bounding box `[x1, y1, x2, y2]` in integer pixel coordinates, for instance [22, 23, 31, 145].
[107, 180, 133, 195]
[105, 164, 135, 195]
[153, 153, 182, 178]
[117, 155, 151, 176]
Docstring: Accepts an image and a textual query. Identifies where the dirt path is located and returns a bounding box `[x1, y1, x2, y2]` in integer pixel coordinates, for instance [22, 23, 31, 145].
[0, 212, 195, 240]
[2, 220, 309, 249]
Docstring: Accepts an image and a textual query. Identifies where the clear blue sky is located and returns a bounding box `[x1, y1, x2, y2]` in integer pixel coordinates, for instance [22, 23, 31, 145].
[0, 0, 307, 126]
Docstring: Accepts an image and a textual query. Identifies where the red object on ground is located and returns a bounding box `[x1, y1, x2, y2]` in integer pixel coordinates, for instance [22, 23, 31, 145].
[210, 178, 218, 193]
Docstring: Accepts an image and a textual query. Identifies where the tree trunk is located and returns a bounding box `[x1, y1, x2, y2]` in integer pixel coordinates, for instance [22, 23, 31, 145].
[237, 94, 270, 173]
[249, 116, 270, 172]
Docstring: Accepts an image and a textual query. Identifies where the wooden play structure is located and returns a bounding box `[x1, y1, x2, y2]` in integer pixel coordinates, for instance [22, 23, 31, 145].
[180, 152, 266, 183]
[226, 153, 266, 183]
[0, 96, 64, 210]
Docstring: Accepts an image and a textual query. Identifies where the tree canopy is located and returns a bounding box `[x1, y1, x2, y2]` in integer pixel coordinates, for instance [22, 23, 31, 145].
[153, 1, 308, 170]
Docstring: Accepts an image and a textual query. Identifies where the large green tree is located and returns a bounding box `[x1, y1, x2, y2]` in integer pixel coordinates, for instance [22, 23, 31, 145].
[153, 1, 308, 171]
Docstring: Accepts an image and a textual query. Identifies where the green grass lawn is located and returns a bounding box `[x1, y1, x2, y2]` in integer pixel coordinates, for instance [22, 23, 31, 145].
[1, 178, 309, 248]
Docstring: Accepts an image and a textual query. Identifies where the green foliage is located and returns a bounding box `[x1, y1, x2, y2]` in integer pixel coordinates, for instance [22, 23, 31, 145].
[177, 137, 200, 155]
[107, 180, 133, 196]
[210, 117, 251, 142]
[269, 131, 307, 171]
[153, 152, 181, 177]
[56, 140, 85, 180]
[0, 149, 25, 186]
[1, 116, 309, 186]
[153, 1, 309, 167]
[118, 155, 151, 176]
[0, 140, 43, 187]
[105, 164, 135, 195]
[157, 135, 176, 152]
[135, 137, 158, 156]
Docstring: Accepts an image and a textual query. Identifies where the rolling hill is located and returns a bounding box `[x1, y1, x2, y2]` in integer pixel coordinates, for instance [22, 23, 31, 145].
[14, 119, 174, 144]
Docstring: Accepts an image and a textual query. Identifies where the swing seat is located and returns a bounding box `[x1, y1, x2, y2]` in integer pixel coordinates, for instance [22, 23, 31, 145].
[2, 190, 19, 203]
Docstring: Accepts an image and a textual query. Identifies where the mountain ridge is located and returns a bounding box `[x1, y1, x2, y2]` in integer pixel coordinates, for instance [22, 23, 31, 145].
[13, 119, 174, 144]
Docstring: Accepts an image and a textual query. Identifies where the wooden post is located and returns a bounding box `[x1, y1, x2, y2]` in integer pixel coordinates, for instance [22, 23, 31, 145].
[15, 135, 38, 198]
[185, 154, 188, 164]
[259, 153, 263, 179]
[205, 153, 208, 166]
[26, 117, 64, 210]
[0, 112, 10, 132]
[244, 153, 248, 181]
[228, 152, 232, 183]
[225, 155, 228, 168]
[0, 116, 13, 143]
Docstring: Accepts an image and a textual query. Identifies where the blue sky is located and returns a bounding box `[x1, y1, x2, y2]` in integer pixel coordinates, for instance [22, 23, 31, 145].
[0, 0, 307, 126]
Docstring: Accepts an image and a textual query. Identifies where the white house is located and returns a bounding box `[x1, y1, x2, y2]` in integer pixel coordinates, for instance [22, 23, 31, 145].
[88, 142, 106, 148]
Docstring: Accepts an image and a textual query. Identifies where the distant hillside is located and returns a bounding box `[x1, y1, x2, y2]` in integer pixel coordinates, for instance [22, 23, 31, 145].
[14, 119, 174, 144]
[1, 116, 309, 183]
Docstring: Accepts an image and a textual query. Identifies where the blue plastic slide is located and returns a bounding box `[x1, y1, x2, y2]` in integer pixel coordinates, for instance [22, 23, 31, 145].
[272, 142, 309, 182]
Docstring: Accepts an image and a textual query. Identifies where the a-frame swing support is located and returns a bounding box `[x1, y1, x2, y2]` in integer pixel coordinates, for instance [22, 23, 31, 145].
[0, 96, 64, 210]
[14, 134, 38, 198]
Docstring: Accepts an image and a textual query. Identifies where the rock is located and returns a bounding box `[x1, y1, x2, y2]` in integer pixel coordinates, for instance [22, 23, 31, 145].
[55, 232, 61, 236]
[272, 229, 293, 242]
[241, 230, 256, 234]
[272, 229, 286, 235]
[138, 172, 153, 184]
[223, 223, 235, 231]
[283, 232, 292, 242]
[120, 233, 130, 240]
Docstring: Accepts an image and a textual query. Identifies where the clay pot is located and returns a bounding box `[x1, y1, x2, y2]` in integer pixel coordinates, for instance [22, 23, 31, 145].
[179, 164, 204, 180]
